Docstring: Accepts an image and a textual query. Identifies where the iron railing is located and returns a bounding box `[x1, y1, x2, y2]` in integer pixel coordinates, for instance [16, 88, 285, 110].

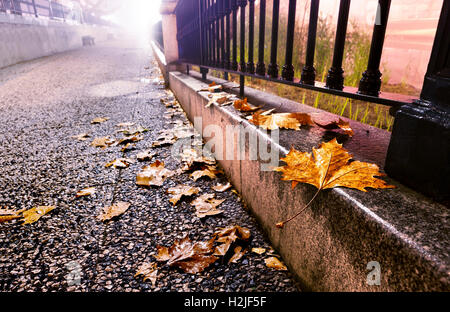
[174, 0, 420, 107]
[172, 0, 450, 201]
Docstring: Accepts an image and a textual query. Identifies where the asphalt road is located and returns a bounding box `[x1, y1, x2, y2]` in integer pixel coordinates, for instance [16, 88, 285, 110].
[0, 38, 300, 292]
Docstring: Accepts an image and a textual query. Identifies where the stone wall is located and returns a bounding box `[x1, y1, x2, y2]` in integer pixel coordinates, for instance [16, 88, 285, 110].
[0, 13, 113, 69]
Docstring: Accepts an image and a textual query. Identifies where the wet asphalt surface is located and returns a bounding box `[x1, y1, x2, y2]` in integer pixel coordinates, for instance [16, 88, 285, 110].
[0, 39, 300, 292]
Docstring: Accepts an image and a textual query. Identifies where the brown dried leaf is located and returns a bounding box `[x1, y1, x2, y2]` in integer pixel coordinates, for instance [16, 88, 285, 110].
[97, 202, 130, 221]
[76, 187, 96, 198]
[191, 194, 225, 218]
[212, 182, 232, 192]
[136, 160, 176, 187]
[135, 262, 158, 286]
[249, 112, 313, 130]
[190, 166, 222, 181]
[314, 117, 354, 137]
[22, 206, 56, 225]
[265, 257, 287, 271]
[228, 246, 247, 264]
[117, 135, 143, 145]
[274, 138, 395, 192]
[233, 98, 260, 112]
[167, 185, 201, 205]
[137, 150, 156, 161]
[154, 236, 217, 274]
[213, 225, 251, 256]
[91, 137, 115, 148]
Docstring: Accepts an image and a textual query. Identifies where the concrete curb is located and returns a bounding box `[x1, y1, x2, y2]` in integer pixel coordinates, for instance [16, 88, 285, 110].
[152, 45, 449, 290]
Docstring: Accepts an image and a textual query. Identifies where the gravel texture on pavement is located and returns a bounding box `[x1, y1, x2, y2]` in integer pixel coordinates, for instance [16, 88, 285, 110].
[0, 39, 301, 292]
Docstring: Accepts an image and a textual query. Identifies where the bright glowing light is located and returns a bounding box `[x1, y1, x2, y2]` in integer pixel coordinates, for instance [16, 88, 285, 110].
[102, 0, 162, 39]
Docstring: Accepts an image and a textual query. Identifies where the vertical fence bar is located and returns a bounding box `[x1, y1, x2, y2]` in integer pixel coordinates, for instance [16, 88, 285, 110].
[199, 0, 209, 80]
[225, 0, 231, 69]
[231, 0, 238, 70]
[239, 0, 247, 72]
[358, 0, 391, 96]
[216, 1, 221, 67]
[256, 0, 266, 76]
[220, 0, 226, 68]
[267, 0, 280, 78]
[211, 0, 216, 66]
[282, 0, 297, 81]
[208, 0, 213, 66]
[31, 0, 38, 17]
[247, 0, 255, 73]
[326, 0, 351, 90]
[301, 0, 320, 85]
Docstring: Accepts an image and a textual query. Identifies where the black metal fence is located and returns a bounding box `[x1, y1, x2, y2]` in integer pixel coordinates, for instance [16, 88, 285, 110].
[175, 0, 419, 107]
[172, 0, 450, 201]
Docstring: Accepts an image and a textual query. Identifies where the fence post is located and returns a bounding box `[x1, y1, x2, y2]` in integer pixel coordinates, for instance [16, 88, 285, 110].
[31, 0, 38, 17]
[385, 1, 450, 201]
[160, 0, 183, 72]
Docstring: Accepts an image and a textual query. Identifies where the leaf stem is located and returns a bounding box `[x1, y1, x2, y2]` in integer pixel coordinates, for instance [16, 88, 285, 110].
[276, 188, 322, 228]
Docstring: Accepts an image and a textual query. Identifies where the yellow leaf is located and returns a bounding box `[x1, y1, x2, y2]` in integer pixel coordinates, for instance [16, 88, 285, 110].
[72, 133, 90, 141]
[275, 138, 395, 192]
[251, 247, 266, 255]
[97, 202, 130, 221]
[249, 112, 313, 130]
[265, 257, 287, 271]
[22, 206, 56, 225]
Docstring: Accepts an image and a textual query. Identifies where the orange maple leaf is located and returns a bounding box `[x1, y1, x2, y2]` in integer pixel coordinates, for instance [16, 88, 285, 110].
[274, 138, 395, 227]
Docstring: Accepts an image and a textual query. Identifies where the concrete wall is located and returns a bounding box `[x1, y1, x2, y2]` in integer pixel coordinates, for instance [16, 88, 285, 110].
[0, 13, 113, 69]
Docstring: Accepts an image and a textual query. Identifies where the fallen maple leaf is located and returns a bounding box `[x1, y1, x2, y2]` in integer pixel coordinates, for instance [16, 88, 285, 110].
[91, 137, 115, 148]
[180, 148, 216, 169]
[91, 117, 109, 124]
[191, 194, 225, 218]
[212, 182, 232, 192]
[190, 166, 222, 181]
[97, 202, 130, 221]
[213, 225, 251, 257]
[314, 117, 354, 137]
[265, 257, 287, 271]
[76, 187, 96, 198]
[136, 160, 176, 187]
[135, 262, 158, 286]
[21, 206, 56, 225]
[154, 236, 218, 274]
[233, 98, 260, 112]
[116, 135, 143, 146]
[274, 138, 395, 227]
[249, 112, 313, 130]
[167, 185, 201, 205]
[136, 150, 156, 161]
